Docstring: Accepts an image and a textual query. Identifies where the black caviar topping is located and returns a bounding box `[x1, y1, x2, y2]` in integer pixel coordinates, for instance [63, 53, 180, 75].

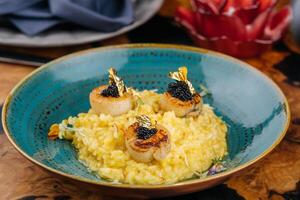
[101, 84, 119, 97]
[137, 126, 157, 140]
[167, 81, 193, 101]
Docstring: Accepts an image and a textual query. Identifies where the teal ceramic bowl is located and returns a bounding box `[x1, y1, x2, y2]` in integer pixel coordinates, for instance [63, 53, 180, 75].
[2, 44, 290, 198]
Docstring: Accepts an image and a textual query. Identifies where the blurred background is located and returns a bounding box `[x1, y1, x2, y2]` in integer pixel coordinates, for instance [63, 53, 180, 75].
[0, 0, 299, 199]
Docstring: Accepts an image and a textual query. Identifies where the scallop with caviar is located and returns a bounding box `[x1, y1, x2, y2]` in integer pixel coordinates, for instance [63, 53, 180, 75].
[124, 115, 171, 163]
[160, 66, 202, 117]
[89, 68, 133, 116]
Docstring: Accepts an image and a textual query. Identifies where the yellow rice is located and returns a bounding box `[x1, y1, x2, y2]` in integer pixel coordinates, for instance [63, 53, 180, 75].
[56, 90, 227, 184]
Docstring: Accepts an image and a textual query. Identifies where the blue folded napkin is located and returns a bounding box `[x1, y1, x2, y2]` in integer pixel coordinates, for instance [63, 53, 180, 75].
[0, 0, 134, 36]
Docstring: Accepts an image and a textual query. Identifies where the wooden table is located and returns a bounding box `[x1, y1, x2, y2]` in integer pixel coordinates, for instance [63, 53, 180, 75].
[1, 1, 300, 199]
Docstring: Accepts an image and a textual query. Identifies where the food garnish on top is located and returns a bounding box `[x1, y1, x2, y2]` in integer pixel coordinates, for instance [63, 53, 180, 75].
[89, 67, 133, 116]
[101, 68, 127, 97]
[160, 66, 203, 117]
[125, 115, 171, 163]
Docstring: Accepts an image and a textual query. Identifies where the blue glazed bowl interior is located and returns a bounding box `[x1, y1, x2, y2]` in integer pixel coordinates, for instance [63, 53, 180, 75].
[4, 45, 289, 184]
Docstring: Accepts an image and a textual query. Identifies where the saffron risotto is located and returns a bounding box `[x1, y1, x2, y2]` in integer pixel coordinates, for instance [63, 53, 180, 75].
[55, 90, 227, 184]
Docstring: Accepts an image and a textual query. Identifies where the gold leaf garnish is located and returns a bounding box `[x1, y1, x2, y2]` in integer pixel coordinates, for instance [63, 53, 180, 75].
[169, 66, 188, 81]
[108, 67, 127, 96]
[136, 115, 156, 129]
[169, 66, 195, 94]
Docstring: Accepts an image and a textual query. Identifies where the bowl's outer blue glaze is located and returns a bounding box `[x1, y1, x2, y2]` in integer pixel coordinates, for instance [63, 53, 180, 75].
[3, 44, 289, 187]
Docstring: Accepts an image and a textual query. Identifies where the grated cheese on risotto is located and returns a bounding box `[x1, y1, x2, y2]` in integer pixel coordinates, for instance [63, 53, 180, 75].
[54, 90, 227, 185]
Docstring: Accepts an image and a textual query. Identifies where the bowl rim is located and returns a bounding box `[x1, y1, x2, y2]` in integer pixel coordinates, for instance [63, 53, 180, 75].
[1, 43, 291, 189]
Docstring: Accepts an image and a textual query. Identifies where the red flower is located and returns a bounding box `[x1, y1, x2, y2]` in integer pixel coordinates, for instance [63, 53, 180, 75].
[175, 0, 292, 58]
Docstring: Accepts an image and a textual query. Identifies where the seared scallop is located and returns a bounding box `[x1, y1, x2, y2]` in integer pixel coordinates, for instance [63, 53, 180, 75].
[159, 66, 202, 117]
[89, 85, 133, 116]
[124, 116, 171, 163]
[89, 68, 133, 116]
[160, 92, 202, 117]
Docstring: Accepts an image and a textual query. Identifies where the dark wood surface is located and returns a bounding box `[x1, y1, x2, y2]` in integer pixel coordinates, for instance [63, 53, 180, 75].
[0, 1, 300, 199]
